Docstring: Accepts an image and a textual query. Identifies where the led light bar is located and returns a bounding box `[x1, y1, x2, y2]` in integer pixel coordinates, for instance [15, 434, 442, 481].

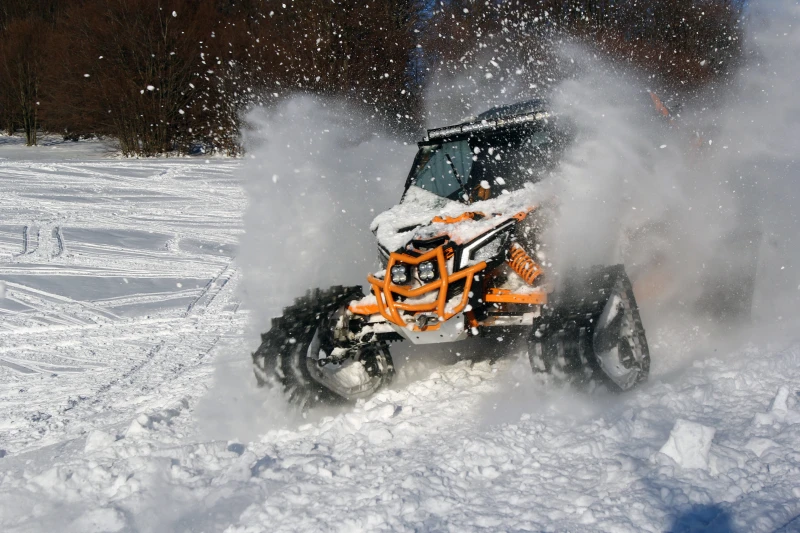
[426, 111, 551, 140]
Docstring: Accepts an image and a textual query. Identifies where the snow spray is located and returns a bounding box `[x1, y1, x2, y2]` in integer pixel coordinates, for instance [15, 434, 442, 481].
[197, 97, 413, 438]
[421, 0, 800, 375]
[238, 96, 414, 333]
[544, 0, 800, 342]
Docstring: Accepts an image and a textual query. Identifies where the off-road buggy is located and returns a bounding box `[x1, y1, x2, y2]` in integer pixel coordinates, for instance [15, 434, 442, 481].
[253, 100, 650, 408]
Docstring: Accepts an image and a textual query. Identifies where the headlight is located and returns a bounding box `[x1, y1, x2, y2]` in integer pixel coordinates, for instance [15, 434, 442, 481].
[390, 264, 409, 284]
[418, 261, 437, 281]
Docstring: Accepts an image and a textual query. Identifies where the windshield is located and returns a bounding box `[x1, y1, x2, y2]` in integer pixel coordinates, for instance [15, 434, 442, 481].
[407, 125, 563, 203]
[410, 140, 473, 200]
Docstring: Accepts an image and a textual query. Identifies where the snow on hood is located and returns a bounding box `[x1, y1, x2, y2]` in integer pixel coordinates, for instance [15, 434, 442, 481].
[371, 183, 550, 252]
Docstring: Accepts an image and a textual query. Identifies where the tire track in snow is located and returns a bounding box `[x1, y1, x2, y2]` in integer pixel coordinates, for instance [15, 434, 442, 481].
[0, 357, 38, 375]
[0, 276, 242, 454]
[185, 263, 236, 316]
[0, 158, 244, 455]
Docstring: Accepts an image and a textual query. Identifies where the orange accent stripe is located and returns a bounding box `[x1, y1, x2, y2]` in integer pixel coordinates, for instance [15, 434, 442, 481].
[348, 302, 380, 315]
[485, 288, 547, 305]
[431, 212, 485, 224]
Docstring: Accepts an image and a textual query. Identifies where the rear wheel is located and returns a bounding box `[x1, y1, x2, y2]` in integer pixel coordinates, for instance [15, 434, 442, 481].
[529, 265, 650, 391]
[252, 286, 394, 409]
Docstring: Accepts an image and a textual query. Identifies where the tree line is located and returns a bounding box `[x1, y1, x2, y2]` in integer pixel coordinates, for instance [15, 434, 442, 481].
[0, 0, 743, 156]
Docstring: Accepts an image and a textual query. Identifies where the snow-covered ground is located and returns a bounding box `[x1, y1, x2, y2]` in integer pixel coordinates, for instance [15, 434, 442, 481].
[1, 140, 799, 532]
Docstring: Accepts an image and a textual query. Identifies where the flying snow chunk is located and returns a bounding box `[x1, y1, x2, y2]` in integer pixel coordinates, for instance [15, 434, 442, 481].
[659, 419, 715, 470]
[146, 85, 155, 91]
[172, 10, 177, 17]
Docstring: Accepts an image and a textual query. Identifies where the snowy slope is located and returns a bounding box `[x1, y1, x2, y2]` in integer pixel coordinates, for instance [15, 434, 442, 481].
[1, 142, 799, 533]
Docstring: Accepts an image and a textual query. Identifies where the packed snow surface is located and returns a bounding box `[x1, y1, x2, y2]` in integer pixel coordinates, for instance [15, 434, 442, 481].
[1, 140, 800, 532]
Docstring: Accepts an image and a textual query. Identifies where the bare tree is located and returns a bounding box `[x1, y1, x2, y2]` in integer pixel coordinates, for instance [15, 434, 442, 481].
[0, 18, 50, 145]
[419, 0, 743, 100]
[45, 0, 223, 155]
[0, 0, 744, 154]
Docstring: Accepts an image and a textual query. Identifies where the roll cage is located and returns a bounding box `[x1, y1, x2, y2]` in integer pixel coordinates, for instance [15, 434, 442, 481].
[402, 102, 569, 203]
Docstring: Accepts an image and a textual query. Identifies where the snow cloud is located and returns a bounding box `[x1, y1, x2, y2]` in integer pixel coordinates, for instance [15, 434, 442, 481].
[545, 0, 800, 335]
[418, 0, 800, 367]
[238, 96, 414, 332]
[200, 96, 413, 438]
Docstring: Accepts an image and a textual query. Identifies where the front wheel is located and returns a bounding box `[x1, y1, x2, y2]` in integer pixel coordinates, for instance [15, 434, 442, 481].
[252, 286, 394, 409]
[529, 265, 650, 392]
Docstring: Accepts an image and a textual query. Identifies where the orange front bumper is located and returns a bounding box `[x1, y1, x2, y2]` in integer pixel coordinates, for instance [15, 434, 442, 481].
[350, 246, 487, 331]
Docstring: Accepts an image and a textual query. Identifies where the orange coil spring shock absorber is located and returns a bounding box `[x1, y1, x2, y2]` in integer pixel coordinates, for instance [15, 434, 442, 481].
[508, 243, 543, 285]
